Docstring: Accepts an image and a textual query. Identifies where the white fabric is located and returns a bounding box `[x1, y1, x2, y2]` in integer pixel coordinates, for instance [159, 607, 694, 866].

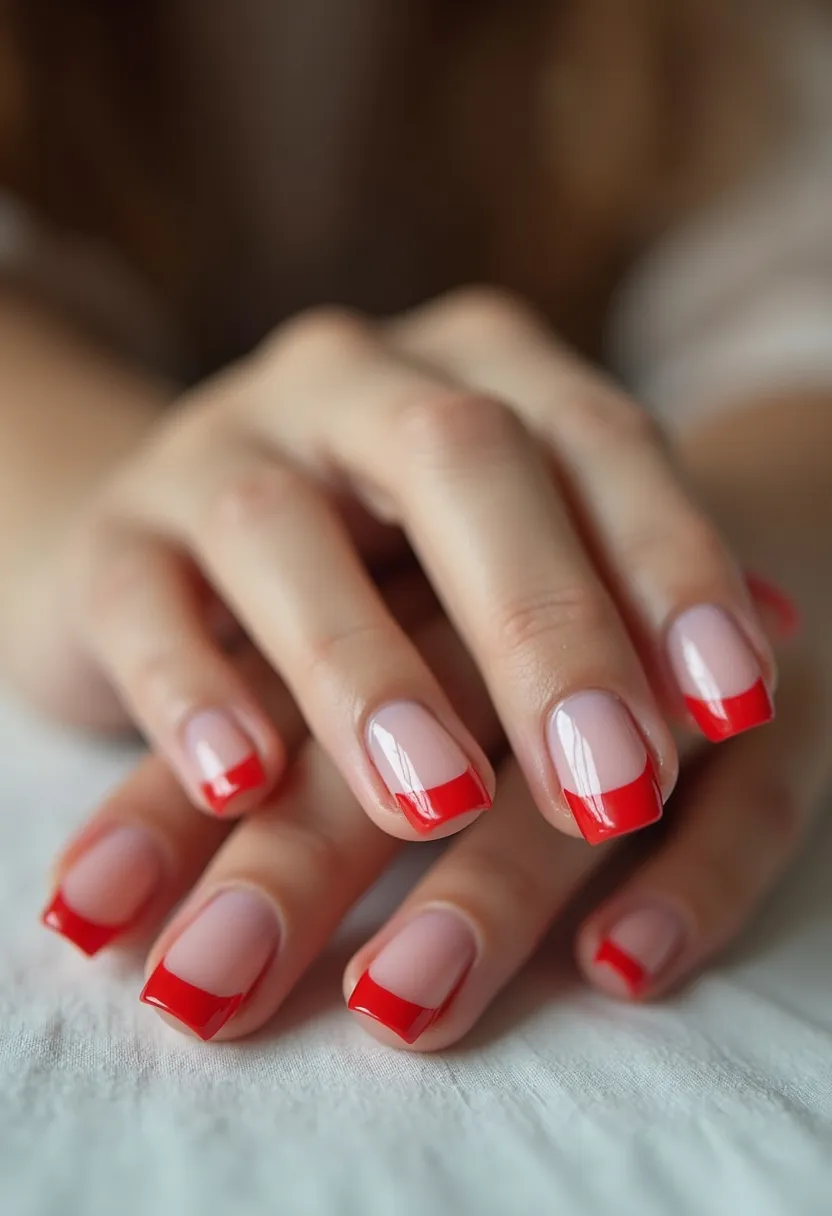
[2, 693, 832, 1216]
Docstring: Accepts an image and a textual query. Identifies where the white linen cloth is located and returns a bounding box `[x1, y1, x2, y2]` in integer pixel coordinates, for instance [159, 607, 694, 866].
[2, 693, 831, 1216]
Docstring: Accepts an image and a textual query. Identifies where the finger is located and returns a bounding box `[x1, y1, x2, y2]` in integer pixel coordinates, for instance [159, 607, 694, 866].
[345, 753, 610, 1050]
[41, 599, 499, 959]
[40, 647, 310, 955]
[344, 757, 604, 1050]
[259, 309, 676, 843]
[390, 287, 777, 743]
[74, 524, 286, 817]
[138, 736, 400, 1041]
[135, 611, 507, 1041]
[575, 650, 831, 1000]
[128, 421, 495, 841]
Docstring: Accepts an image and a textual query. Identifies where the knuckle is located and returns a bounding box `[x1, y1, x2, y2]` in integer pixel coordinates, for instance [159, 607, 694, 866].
[81, 534, 152, 620]
[128, 651, 182, 709]
[301, 619, 394, 686]
[430, 284, 541, 339]
[272, 305, 372, 364]
[565, 384, 656, 448]
[487, 584, 611, 659]
[398, 389, 526, 467]
[207, 462, 307, 533]
[623, 515, 725, 578]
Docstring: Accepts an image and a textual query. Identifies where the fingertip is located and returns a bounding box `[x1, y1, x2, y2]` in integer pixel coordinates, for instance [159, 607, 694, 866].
[577, 903, 688, 1001]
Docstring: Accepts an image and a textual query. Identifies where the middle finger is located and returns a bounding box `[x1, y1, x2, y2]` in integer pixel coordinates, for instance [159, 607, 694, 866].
[265, 311, 676, 844]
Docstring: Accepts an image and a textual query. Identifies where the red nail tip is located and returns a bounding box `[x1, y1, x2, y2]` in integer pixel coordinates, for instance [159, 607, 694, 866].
[684, 678, 774, 743]
[564, 762, 663, 846]
[347, 971, 442, 1043]
[394, 767, 491, 833]
[594, 939, 648, 995]
[41, 889, 128, 957]
[140, 962, 244, 1041]
[200, 752, 266, 814]
[745, 571, 802, 641]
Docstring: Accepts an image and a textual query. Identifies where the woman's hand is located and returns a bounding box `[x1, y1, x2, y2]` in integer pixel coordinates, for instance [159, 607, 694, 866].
[40, 603, 828, 1049]
[59, 288, 774, 842]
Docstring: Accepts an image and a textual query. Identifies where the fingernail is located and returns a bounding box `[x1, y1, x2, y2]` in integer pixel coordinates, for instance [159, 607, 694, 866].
[348, 909, 476, 1043]
[140, 888, 279, 1041]
[366, 702, 491, 833]
[668, 605, 773, 742]
[182, 709, 266, 813]
[546, 691, 663, 845]
[745, 570, 802, 642]
[593, 907, 685, 997]
[41, 825, 163, 956]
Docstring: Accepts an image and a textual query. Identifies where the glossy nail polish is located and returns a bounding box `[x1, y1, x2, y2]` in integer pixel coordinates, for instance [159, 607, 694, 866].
[668, 605, 773, 742]
[366, 702, 491, 833]
[140, 888, 278, 1040]
[41, 825, 162, 956]
[593, 907, 685, 997]
[546, 691, 663, 845]
[348, 909, 476, 1043]
[183, 710, 266, 813]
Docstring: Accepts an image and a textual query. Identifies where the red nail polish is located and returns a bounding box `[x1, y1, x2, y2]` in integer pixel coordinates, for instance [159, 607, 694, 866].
[668, 605, 774, 743]
[547, 692, 663, 845]
[201, 753, 266, 814]
[41, 890, 128, 957]
[140, 890, 278, 1040]
[347, 972, 447, 1044]
[367, 702, 491, 834]
[140, 962, 246, 1041]
[41, 825, 162, 956]
[683, 678, 773, 743]
[594, 939, 647, 995]
[394, 768, 491, 833]
[562, 762, 663, 846]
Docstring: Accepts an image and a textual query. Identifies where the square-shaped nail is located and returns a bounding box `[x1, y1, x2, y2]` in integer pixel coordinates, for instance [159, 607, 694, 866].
[668, 605, 773, 742]
[140, 888, 279, 1040]
[348, 909, 476, 1043]
[41, 825, 163, 956]
[593, 907, 684, 997]
[182, 710, 266, 813]
[546, 691, 663, 844]
[366, 702, 491, 833]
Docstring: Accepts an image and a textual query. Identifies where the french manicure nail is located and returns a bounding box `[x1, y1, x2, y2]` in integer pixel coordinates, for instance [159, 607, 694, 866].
[140, 888, 279, 1040]
[348, 909, 476, 1043]
[546, 691, 663, 845]
[593, 907, 685, 996]
[183, 709, 266, 813]
[668, 605, 773, 742]
[367, 702, 491, 833]
[41, 825, 163, 956]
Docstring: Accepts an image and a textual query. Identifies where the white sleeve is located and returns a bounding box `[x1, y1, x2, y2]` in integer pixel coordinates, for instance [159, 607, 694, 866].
[607, 1, 832, 429]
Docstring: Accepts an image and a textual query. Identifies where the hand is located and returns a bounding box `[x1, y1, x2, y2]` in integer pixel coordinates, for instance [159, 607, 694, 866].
[40, 604, 828, 1049]
[60, 288, 774, 843]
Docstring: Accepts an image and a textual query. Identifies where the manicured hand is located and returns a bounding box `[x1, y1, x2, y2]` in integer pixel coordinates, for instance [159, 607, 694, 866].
[62, 289, 774, 843]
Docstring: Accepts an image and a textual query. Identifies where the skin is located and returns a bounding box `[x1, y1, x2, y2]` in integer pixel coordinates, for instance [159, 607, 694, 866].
[3, 285, 831, 1048]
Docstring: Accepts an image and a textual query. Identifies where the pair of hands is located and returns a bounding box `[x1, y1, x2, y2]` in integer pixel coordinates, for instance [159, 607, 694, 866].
[41, 288, 825, 1049]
